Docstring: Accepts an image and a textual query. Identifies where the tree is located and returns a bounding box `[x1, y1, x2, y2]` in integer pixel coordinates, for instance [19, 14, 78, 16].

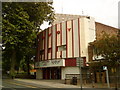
[90, 33, 120, 68]
[90, 33, 120, 67]
[89, 33, 120, 84]
[2, 2, 54, 76]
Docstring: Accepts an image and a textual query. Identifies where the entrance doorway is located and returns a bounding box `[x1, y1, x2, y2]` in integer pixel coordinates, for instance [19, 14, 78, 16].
[43, 67, 61, 79]
[50, 67, 61, 79]
[43, 68, 50, 79]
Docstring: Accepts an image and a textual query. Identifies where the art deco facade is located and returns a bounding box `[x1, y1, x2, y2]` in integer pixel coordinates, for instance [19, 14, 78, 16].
[35, 16, 96, 79]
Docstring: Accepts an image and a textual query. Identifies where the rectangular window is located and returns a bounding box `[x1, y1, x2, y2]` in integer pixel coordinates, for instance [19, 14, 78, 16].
[48, 48, 51, 53]
[40, 50, 44, 60]
[57, 45, 66, 52]
[56, 47, 58, 52]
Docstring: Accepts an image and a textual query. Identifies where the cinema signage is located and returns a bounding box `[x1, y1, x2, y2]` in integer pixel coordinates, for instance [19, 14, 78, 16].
[39, 59, 65, 67]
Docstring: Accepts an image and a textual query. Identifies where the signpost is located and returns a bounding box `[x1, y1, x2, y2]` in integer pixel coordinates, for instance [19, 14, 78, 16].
[103, 66, 110, 88]
[76, 57, 84, 67]
[76, 57, 84, 90]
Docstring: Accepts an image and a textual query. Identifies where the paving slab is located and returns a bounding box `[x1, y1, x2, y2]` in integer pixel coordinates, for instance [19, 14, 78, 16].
[14, 79, 81, 88]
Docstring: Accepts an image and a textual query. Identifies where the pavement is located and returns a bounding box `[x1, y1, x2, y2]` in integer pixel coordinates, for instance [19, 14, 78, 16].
[2, 74, 120, 90]
[2, 78, 120, 90]
[13, 79, 120, 89]
[14, 79, 81, 88]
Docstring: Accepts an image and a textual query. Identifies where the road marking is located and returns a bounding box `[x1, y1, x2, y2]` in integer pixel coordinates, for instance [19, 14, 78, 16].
[3, 81, 38, 88]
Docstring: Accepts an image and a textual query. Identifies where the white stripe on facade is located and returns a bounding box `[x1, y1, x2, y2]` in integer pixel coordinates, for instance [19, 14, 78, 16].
[73, 19, 79, 57]
[62, 22, 66, 58]
[52, 25, 56, 59]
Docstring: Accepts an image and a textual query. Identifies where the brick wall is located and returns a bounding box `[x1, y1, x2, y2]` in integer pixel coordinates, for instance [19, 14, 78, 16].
[95, 22, 118, 40]
[88, 22, 119, 61]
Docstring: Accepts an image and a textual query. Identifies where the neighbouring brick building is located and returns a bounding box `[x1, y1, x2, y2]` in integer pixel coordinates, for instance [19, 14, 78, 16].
[95, 22, 118, 40]
[88, 22, 118, 62]
[35, 14, 119, 81]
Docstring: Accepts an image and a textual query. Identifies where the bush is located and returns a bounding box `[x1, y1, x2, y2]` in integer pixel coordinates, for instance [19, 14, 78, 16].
[15, 73, 35, 79]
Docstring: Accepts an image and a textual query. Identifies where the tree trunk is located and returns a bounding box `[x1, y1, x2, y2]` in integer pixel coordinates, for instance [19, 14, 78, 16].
[27, 56, 30, 75]
[10, 49, 16, 78]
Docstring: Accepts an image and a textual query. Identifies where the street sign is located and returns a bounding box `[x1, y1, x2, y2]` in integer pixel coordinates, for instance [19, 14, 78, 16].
[103, 66, 107, 70]
[103, 66, 110, 88]
[76, 57, 84, 67]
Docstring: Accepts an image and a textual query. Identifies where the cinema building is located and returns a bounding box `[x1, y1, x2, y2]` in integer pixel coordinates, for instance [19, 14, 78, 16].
[35, 15, 97, 80]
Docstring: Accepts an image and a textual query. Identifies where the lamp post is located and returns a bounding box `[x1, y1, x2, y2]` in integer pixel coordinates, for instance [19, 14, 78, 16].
[115, 29, 120, 90]
[115, 59, 120, 90]
[118, 6, 120, 86]
[103, 66, 110, 88]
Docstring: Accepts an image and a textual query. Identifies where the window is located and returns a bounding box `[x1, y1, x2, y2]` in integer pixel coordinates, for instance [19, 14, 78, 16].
[40, 50, 44, 54]
[57, 45, 66, 52]
[39, 50, 44, 61]
[48, 48, 51, 53]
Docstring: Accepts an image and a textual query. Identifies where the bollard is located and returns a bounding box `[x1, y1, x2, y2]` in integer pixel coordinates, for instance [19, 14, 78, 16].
[65, 79, 66, 84]
[72, 77, 77, 85]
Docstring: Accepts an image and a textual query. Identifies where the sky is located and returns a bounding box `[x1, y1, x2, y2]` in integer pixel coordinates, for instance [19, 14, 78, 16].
[40, 0, 120, 30]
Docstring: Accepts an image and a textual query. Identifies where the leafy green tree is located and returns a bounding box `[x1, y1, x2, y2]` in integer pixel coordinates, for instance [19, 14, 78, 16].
[2, 2, 54, 76]
[89, 32, 120, 84]
[90, 33, 120, 66]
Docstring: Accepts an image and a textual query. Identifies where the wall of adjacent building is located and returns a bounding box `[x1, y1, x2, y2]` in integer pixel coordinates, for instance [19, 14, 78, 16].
[80, 17, 96, 63]
[36, 69, 43, 79]
[88, 22, 118, 61]
[95, 22, 118, 40]
[61, 67, 80, 79]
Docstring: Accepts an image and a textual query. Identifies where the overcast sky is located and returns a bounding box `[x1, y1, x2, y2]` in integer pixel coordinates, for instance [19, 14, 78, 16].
[41, 0, 120, 29]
